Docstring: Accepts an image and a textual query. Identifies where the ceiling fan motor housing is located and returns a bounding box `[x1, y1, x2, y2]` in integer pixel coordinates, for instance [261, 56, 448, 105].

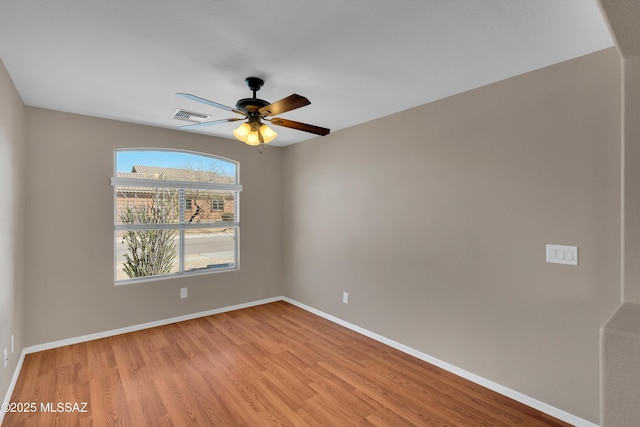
[236, 97, 269, 115]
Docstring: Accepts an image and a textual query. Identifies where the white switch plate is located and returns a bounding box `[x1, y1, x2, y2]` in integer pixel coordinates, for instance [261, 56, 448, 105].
[180, 288, 188, 299]
[546, 244, 578, 265]
[3, 349, 7, 368]
[343, 292, 349, 304]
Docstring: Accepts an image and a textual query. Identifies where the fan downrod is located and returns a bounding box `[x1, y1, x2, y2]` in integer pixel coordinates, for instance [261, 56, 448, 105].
[236, 77, 269, 113]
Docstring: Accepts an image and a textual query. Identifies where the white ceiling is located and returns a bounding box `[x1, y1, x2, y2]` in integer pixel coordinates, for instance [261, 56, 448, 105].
[0, 1, 614, 146]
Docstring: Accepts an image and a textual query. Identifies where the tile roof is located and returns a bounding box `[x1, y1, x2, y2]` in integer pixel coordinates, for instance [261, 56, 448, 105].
[115, 165, 235, 195]
[125, 165, 234, 184]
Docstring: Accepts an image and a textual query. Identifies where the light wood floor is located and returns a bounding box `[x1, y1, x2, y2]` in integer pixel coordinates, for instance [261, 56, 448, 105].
[3, 301, 572, 426]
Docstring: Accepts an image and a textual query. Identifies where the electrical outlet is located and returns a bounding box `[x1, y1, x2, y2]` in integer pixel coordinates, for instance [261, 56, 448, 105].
[11, 334, 14, 354]
[180, 288, 188, 299]
[3, 349, 7, 368]
[343, 292, 349, 304]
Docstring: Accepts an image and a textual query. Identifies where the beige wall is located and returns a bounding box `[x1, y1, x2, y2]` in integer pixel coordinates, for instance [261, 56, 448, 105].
[24, 108, 284, 346]
[0, 59, 25, 401]
[597, 2, 640, 425]
[282, 48, 621, 423]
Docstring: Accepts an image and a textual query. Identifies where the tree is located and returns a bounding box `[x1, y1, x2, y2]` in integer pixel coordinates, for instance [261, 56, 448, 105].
[119, 188, 178, 278]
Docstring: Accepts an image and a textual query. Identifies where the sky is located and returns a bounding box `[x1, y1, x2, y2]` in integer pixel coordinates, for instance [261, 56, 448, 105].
[116, 150, 236, 176]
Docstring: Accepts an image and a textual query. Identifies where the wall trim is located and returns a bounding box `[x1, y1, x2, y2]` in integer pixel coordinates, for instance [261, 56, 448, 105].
[3, 296, 597, 427]
[282, 297, 599, 427]
[22, 296, 281, 354]
[0, 349, 27, 425]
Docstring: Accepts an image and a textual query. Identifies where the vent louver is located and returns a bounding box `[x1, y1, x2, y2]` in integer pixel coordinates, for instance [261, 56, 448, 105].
[172, 109, 209, 123]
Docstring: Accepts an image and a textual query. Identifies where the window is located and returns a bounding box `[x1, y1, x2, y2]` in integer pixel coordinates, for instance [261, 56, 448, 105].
[211, 199, 224, 211]
[112, 150, 241, 283]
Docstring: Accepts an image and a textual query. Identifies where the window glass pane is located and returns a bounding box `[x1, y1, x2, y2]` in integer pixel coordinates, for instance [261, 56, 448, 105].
[183, 190, 236, 224]
[116, 150, 236, 184]
[116, 230, 179, 281]
[184, 227, 236, 273]
[116, 187, 180, 225]
[114, 149, 239, 283]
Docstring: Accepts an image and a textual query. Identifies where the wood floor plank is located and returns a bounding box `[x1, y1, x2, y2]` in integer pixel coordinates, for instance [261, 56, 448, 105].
[2, 301, 573, 426]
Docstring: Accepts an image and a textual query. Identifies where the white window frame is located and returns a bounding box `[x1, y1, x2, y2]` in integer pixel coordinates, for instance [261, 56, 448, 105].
[112, 152, 241, 284]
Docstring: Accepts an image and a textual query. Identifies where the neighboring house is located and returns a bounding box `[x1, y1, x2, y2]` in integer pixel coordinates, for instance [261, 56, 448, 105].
[116, 165, 236, 223]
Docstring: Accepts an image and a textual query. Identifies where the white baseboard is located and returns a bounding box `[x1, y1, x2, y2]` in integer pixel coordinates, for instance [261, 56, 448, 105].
[282, 297, 599, 427]
[3, 295, 597, 427]
[1, 348, 26, 425]
[23, 296, 281, 354]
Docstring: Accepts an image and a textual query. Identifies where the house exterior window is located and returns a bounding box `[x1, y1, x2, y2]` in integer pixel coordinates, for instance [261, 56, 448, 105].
[112, 149, 241, 283]
[211, 199, 224, 211]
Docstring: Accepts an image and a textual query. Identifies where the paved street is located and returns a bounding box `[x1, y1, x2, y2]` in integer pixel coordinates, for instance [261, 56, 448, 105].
[116, 232, 235, 263]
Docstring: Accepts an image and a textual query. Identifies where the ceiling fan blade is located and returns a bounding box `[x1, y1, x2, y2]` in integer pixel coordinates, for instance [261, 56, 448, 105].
[177, 93, 245, 115]
[270, 118, 330, 136]
[259, 94, 310, 117]
[180, 118, 244, 130]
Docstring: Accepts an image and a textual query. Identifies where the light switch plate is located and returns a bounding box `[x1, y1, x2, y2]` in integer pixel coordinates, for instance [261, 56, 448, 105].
[546, 244, 578, 265]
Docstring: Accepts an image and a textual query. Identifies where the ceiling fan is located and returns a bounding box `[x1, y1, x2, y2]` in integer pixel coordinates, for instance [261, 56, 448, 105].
[176, 77, 330, 147]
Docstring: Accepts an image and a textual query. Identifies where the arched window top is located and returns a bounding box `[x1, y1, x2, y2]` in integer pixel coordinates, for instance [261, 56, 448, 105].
[115, 149, 237, 184]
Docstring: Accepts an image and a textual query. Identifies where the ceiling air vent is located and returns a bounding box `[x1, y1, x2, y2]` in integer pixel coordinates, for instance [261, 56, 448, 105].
[172, 109, 210, 123]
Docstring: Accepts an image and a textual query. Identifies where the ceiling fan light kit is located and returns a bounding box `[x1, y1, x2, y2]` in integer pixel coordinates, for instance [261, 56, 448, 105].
[232, 121, 277, 146]
[176, 77, 330, 148]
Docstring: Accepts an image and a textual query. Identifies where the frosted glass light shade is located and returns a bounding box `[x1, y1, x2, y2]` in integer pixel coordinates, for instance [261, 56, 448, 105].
[232, 123, 251, 142]
[246, 132, 261, 146]
[260, 124, 277, 143]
